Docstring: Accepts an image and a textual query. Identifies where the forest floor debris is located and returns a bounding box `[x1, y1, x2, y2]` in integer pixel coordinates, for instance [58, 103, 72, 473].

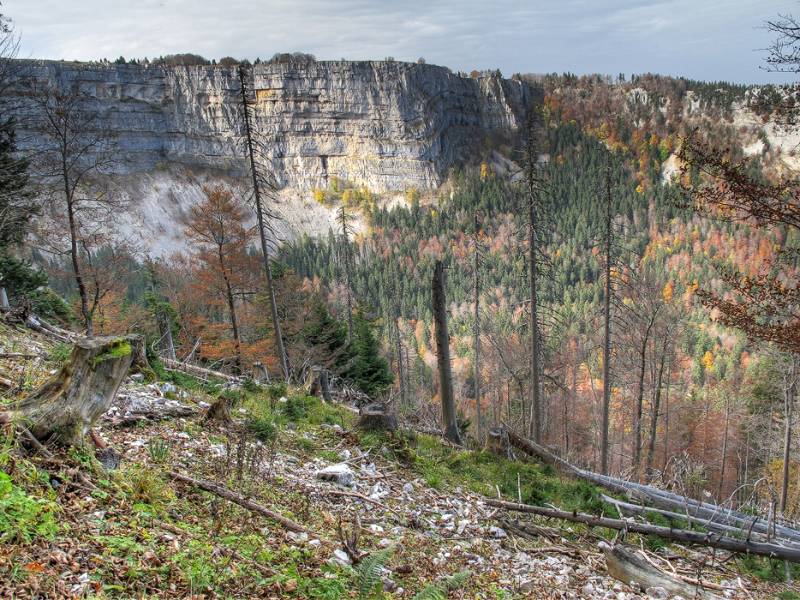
[0, 327, 796, 597]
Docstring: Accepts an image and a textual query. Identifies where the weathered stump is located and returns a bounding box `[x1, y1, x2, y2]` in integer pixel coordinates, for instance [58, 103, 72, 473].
[358, 403, 397, 431]
[0, 335, 141, 445]
[307, 366, 332, 403]
[205, 397, 232, 423]
[487, 425, 514, 459]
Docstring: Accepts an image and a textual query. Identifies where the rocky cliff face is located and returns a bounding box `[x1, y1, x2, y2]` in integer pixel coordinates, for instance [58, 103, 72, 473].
[12, 59, 529, 252]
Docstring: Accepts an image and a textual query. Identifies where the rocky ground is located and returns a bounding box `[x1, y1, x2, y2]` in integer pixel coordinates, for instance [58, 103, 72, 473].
[0, 323, 795, 598]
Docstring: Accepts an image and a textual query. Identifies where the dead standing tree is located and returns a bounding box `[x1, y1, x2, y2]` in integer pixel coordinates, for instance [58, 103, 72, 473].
[524, 111, 545, 443]
[472, 209, 484, 443]
[237, 65, 290, 381]
[336, 202, 355, 343]
[432, 260, 462, 445]
[600, 166, 615, 475]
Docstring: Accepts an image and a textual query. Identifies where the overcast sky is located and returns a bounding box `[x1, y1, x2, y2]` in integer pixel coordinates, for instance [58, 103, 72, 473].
[8, 0, 800, 84]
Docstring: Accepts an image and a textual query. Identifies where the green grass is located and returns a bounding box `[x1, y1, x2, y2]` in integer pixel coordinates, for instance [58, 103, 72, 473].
[358, 429, 609, 514]
[0, 470, 60, 543]
[738, 554, 800, 583]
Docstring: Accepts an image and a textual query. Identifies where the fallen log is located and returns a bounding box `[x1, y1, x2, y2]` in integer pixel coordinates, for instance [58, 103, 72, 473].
[503, 426, 800, 546]
[602, 543, 721, 599]
[0, 336, 141, 445]
[169, 471, 308, 534]
[161, 358, 242, 384]
[24, 314, 75, 343]
[485, 499, 800, 562]
[601, 494, 800, 548]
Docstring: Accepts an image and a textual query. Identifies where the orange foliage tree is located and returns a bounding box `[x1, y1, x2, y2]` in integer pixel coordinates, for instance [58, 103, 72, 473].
[184, 186, 257, 374]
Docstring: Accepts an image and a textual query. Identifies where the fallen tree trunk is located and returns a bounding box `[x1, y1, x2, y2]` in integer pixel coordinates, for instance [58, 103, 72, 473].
[601, 494, 800, 548]
[24, 314, 75, 343]
[161, 358, 242, 384]
[485, 499, 800, 562]
[169, 471, 307, 533]
[0, 335, 141, 445]
[504, 426, 800, 545]
[603, 543, 721, 599]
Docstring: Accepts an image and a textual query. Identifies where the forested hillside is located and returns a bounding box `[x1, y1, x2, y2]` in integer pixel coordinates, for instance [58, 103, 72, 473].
[4, 5, 800, 597]
[280, 82, 797, 508]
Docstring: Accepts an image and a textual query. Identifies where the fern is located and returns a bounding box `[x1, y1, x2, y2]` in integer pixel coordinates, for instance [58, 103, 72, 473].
[356, 547, 393, 600]
[412, 570, 471, 600]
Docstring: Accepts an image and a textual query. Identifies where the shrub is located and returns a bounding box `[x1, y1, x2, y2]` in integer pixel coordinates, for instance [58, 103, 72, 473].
[247, 416, 278, 444]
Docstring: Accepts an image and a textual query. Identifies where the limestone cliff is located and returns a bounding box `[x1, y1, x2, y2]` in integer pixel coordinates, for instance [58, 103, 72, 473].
[12, 59, 529, 252]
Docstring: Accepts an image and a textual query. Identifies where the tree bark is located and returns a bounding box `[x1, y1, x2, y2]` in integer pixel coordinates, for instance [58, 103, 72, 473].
[432, 260, 462, 445]
[1, 335, 140, 445]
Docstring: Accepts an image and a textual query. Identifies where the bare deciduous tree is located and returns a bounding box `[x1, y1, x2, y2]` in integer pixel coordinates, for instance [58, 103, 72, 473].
[27, 78, 124, 335]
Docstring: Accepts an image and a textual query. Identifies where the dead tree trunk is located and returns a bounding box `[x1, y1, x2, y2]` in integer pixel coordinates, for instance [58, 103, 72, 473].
[473, 209, 483, 443]
[601, 167, 613, 475]
[633, 319, 654, 476]
[432, 260, 462, 445]
[646, 337, 669, 477]
[506, 427, 800, 545]
[0, 336, 140, 445]
[487, 499, 800, 562]
[782, 360, 797, 514]
[238, 66, 289, 381]
[525, 115, 542, 443]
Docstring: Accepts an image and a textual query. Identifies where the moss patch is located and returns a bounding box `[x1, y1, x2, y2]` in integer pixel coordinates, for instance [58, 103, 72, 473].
[90, 340, 132, 368]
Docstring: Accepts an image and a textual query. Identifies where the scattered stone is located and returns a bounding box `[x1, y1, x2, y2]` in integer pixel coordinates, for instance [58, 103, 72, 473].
[332, 549, 351, 566]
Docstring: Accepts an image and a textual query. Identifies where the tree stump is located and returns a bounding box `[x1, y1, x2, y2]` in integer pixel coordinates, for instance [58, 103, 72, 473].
[358, 403, 397, 431]
[487, 426, 514, 460]
[1, 335, 141, 446]
[307, 366, 332, 403]
[205, 397, 232, 423]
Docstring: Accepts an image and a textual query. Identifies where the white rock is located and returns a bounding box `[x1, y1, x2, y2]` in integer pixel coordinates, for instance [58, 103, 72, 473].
[402, 482, 414, 494]
[488, 526, 507, 539]
[316, 463, 355, 487]
[646, 587, 669, 600]
[332, 549, 351, 566]
[378, 538, 393, 548]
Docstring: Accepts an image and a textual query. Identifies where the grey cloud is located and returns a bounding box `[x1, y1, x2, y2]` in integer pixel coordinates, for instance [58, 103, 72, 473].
[8, 0, 799, 83]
